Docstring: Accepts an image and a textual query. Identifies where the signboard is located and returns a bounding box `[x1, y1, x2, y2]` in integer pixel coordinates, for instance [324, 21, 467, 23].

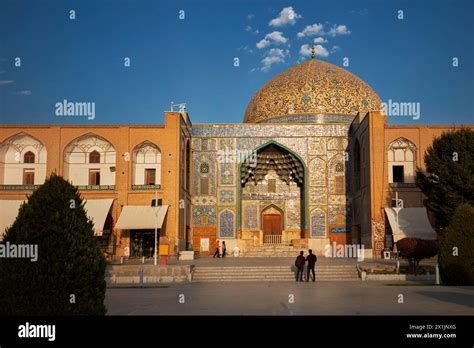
[159, 245, 169, 256]
[200, 238, 209, 252]
[331, 228, 350, 233]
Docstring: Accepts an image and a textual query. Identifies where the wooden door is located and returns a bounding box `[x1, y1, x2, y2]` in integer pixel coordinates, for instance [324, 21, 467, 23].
[262, 214, 282, 236]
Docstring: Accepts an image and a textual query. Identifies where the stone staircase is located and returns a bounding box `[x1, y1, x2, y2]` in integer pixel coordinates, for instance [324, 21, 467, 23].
[242, 245, 307, 258]
[192, 265, 360, 282]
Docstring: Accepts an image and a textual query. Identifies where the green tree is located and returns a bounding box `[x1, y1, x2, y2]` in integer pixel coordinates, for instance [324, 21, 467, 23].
[439, 203, 474, 285]
[416, 128, 474, 228]
[0, 173, 106, 315]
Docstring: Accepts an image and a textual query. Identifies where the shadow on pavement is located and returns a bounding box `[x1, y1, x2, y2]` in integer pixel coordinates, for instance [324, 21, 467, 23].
[416, 290, 474, 309]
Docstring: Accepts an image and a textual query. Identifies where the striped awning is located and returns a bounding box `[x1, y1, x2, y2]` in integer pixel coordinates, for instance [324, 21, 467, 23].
[115, 205, 169, 230]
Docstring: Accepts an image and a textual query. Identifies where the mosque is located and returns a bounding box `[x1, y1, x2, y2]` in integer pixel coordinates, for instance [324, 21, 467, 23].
[1, 54, 470, 259]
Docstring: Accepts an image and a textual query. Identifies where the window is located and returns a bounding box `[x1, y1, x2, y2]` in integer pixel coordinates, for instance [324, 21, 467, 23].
[268, 179, 276, 193]
[392, 165, 404, 183]
[23, 169, 35, 185]
[89, 150, 100, 164]
[200, 177, 209, 194]
[145, 168, 156, 185]
[201, 215, 208, 225]
[89, 169, 101, 185]
[23, 151, 35, 163]
[387, 138, 416, 184]
[200, 162, 209, 174]
[335, 162, 344, 173]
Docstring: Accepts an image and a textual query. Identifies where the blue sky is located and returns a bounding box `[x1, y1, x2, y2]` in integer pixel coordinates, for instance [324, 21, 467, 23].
[0, 0, 473, 125]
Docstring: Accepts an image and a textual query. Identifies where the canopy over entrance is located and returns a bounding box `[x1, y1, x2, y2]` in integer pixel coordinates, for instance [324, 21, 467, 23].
[83, 199, 114, 236]
[384, 207, 437, 242]
[115, 205, 169, 230]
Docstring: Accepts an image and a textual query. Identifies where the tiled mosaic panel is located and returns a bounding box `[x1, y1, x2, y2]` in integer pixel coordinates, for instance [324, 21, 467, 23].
[193, 152, 217, 195]
[218, 188, 235, 205]
[192, 206, 217, 226]
[308, 138, 326, 156]
[219, 209, 235, 237]
[192, 124, 350, 138]
[309, 157, 326, 186]
[328, 205, 352, 225]
[309, 187, 327, 205]
[285, 199, 301, 229]
[311, 209, 327, 237]
[242, 202, 259, 229]
[219, 162, 235, 186]
[192, 196, 216, 206]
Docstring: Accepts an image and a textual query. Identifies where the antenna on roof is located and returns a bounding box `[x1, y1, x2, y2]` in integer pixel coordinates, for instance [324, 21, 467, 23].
[170, 101, 187, 113]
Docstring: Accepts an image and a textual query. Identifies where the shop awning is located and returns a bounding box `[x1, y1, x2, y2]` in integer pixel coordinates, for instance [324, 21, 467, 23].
[115, 205, 169, 230]
[83, 199, 114, 236]
[384, 207, 437, 242]
[0, 200, 24, 237]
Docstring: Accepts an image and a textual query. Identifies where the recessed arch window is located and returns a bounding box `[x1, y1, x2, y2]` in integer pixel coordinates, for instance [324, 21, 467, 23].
[0, 133, 47, 185]
[387, 138, 416, 184]
[131, 141, 161, 186]
[89, 150, 101, 164]
[23, 151, 35, 164]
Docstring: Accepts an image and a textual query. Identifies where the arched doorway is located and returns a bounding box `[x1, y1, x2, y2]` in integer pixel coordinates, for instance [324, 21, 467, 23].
[240, 141, 306, 245]
[261, 205, 284, 245]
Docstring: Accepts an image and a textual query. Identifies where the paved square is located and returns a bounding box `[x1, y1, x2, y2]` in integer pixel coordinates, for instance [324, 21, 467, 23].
[105, 282, 474, 315]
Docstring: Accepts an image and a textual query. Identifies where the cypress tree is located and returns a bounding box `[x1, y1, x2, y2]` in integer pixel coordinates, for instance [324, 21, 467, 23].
[0, 173, 106, 315]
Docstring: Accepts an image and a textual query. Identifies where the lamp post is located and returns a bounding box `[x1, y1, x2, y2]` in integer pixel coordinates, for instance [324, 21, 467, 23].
[154, 187, 158, 266]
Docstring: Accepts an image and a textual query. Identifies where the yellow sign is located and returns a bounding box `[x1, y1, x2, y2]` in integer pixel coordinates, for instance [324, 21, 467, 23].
[159, 245, 169, 256]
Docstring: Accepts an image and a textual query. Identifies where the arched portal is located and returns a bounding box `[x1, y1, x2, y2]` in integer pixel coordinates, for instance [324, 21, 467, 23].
[239, 141, 306, 245]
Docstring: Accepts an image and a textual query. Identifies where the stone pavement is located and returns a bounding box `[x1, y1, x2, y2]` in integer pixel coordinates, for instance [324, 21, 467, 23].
[105, 281, 474, 315]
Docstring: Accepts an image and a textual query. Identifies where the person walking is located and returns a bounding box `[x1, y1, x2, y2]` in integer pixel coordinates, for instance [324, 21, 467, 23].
[221, 241, 227, 258]
[295, 251, 306, 282]
[213, 240, 220, 258]
[306, 249, 317, 282]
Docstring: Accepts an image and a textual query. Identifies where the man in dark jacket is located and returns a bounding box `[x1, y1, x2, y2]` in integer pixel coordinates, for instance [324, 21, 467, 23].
[295, 251, 306, 282]
[306, 249, 317, 282]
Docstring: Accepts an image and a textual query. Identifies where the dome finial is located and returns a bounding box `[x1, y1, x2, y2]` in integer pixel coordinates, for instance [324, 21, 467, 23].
[311, 43, 315, 60]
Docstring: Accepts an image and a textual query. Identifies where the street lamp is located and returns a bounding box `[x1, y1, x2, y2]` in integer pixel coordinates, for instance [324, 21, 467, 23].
[154, 187, 158, 266]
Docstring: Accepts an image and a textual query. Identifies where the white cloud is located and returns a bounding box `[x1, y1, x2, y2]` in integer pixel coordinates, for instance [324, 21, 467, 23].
[261, 48, 289, 72]
[328, 24, 351, 37]
[238, 45, 254, 54]
[247, 14, 255, 20]
[297, 23, 324, 38]
[256, 39, 270, 49]
[330, 45, 341, 53]
[269, 6, 301, 27]
[266, 31, 287, 44]
[0, 80, 14, 85]
[313, 37, 327, 44]
[256, 31, 288, 49]
[245, 25, 259, 35]
[299, 44, 329, 57]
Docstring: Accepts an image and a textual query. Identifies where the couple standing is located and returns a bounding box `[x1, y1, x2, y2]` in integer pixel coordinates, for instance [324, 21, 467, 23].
[212, 240, 226, 258]
[294, 249, 317, 282]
